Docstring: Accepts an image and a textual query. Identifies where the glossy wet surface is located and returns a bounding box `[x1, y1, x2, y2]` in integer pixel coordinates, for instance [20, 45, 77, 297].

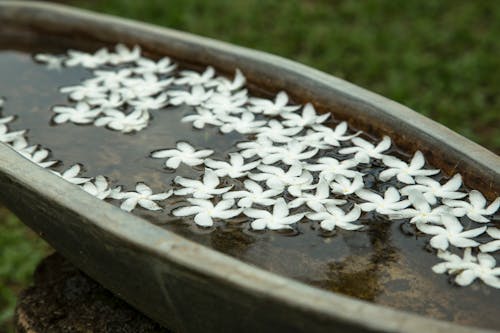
[0, 41, 499, 329]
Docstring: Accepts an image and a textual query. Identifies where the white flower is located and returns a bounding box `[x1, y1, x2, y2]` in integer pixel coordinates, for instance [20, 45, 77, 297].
[109, 44, 141, 64]
[244, 198, 304, 230]
[295, 131, 330, 150]
[391, 191, 450, 223]
[134, 57, 176, 75]
[305, 157, 360, 181]
[54, 164, 90, 185]
[23, 147, 58, 168]
[330, 175, 364, 195]
[117, 183, 173, 212]
[454, 253, 500, 288]
[219, 112, 266, 134]
[256, 119, 302, 143]
[223, 180, 280, 208]
[443, 190, 499, 223]
[205, 69, 246, 92]
[60, 81, 107, 101]
[66, 48, 109, 68]
[479, 228, 500, 253]
[94, 109, 149, 133]
[53, 102, 101, 124]
[168, 85, 213, 106]
[307, 206, 362, 231]
[0, 126, 25, 144]
[181, 107, 223, 129]
[34, 54, 63, 70]
[281, 103, 330, 128]
[203, 89, 247, 114]
[356, 187, 410, 214]
[250, 165, 313, 194]
[401, 174, 466, 205]
[248, 91, 300, 116]
[151, 142, 213, 169]
[173, 198, 242, 227]
[339, 136, 391, 163]
[313, 121, 360, 146]
[262, 140, 318, 165]
[88, 93, 124, 111]
[82, 175, 111, 200]
[289, 179, 346, 212]
[91, 69, 132, 88]
[174, 169, 232, 199]
[204, 153, 260, 178]
[120, 74, 172, 99]
[236, 137, 280, 159]
[416, 215, 486, 251]
[129, 93, 168, 111]
[175, 66, 215, 86]
[380, 151, 439, 184]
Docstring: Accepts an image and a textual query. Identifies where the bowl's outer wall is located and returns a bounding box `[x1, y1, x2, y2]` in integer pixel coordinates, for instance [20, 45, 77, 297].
[0, 2, 498, 333]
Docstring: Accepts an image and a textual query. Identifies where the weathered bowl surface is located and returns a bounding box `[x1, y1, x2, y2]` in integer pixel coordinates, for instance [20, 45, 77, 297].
[0, 2, 498, 333]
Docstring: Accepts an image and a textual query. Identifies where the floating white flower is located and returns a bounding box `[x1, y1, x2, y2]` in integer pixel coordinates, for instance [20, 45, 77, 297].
[356, 187, 410, 214]
[289, 179, 346, 212]
[53, 102, 101, 124]
[443, 190, 500, 223]
[174, 169, 232, 199]
[66, 48, 109, 68]
[82, 175, 111, 200]
[416, 215, 486, 251]
[109, 44, 141, 64]
[219, 112, 266, 134]
[256, 119, 302, 143]
[223, 180, 280, 208]
[391, 191, 450, 224]
[203, 89, 247, 114]
[313, 121, 360, 146]
[94, 109, 149, 133]
[244, 198, 304, 230]
[59, 81, 107, 101]
[204, 153, 260, 178]
[173, 198, 242, 227]
[339, 136, 391, 163]
[121, 74, 173, 99]
[305, 157, 360, 181]
[88, 93, 124, 112]
[307, 205, 362, 231]
[175, 66, 215, 86]
[295, 131, 331, 150]
[134, 57, 176, 75]
[479, 228, 500, 253]
[261, 140, 318, 166]
[91, 69, 132, 88]
[401, 174, 466, 205]
[0, 126, 25, 144]
[151, 142, 213, 169]
[205, 69, 246, 92]
[380, 151, 439, 184]
[454, 253, 500, 288]
[236, 137, 280, 159]
[129, 93, 168, 111]
[116, 183, 172, 212]
[168, 85, 213, 106]
[181, 107, 223, 129]
[24, 147, 58, 169]
[54, 164, 90, 185]
[329, 175, 364, 195]
[281, 103, 330, 128]
[250, 165, 313, 194]
[34, 54, 63, 70]
[248, 91, 300, 116]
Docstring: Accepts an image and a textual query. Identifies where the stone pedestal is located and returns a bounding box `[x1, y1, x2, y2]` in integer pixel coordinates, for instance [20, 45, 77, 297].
[15, 253, 170, 333]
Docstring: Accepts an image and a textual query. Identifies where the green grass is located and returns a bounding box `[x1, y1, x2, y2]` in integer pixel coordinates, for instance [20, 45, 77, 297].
[1, 0, 498, 330]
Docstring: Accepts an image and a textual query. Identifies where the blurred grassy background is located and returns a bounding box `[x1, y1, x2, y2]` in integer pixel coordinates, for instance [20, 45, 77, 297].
[1, 0, 499, 331]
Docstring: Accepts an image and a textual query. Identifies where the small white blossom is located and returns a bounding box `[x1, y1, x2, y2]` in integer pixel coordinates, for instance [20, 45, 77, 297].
[329, 175, 364, 195]
[356, 187, 410, 214]
[94, 109, 149, 133]
[54, 164, 90, 185]
[248, 91, 300, 116]
[443, 190, 500, 223]
[66, 48, 109, 68]
[206, 69, 246, 92]
[244, 198, 304, 230]
[173, 198, 242, 227]
[182, 108, 223, 129]
[134, 57, 176, 75]
[151, 142, 213, 169]
[305, 157, 360, 181]
[262, 140, 318, 166]
[256, 119, 302, 143]
[120, 74, 173, 99]
[203, 89, 247, 114]
[295, 131, 330, 150]
[109, 44, 141, 64]
[129, 93, 168, 111]
[289, 179, 346, 212]
[53, 102, 101, 124]
[380, 151, 439, 184]
[479, 228, 500, 253]
[204, 153, 259, 178]
[307, 206, 363, 231]
[34, 54, 63, 70]
[0, 126, 25, 144]
[82, 175, 111, 200]
[117, 183, 173, 212]
[313, 122, 360, 146]
[59, 81, 107, 101]
[416, 215, 486, 251]
[281, 103, 330, 128]
[168, 85, 213, 106]
[236, 137, 280, 159]
[339, 136, 391, 163]
[24, 147, 58, 168]
[174, 169, 232, 199]
[250, 165, 313, 194]
[391, 191, 451, 223]
[175, 66, 215, 86]
[401, 174, 466, 205]
[219, 112, 266, 134]
[91, 69, 132, 88]
[88, 93, 124, 112]
[223, 180, 280, 208]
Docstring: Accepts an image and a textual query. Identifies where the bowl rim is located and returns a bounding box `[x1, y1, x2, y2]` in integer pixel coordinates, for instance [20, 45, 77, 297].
[0, 2, 498, 332]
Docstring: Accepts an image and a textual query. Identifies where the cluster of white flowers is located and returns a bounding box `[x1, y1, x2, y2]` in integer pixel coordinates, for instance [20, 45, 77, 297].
[27, 45, 500, 289]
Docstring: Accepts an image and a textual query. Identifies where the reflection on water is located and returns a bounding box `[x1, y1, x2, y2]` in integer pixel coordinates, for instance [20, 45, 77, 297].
[0, 38, 498, 330]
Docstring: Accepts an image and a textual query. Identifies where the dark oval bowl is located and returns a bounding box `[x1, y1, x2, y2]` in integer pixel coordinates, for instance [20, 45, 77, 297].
[0, 2, 498, 333]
